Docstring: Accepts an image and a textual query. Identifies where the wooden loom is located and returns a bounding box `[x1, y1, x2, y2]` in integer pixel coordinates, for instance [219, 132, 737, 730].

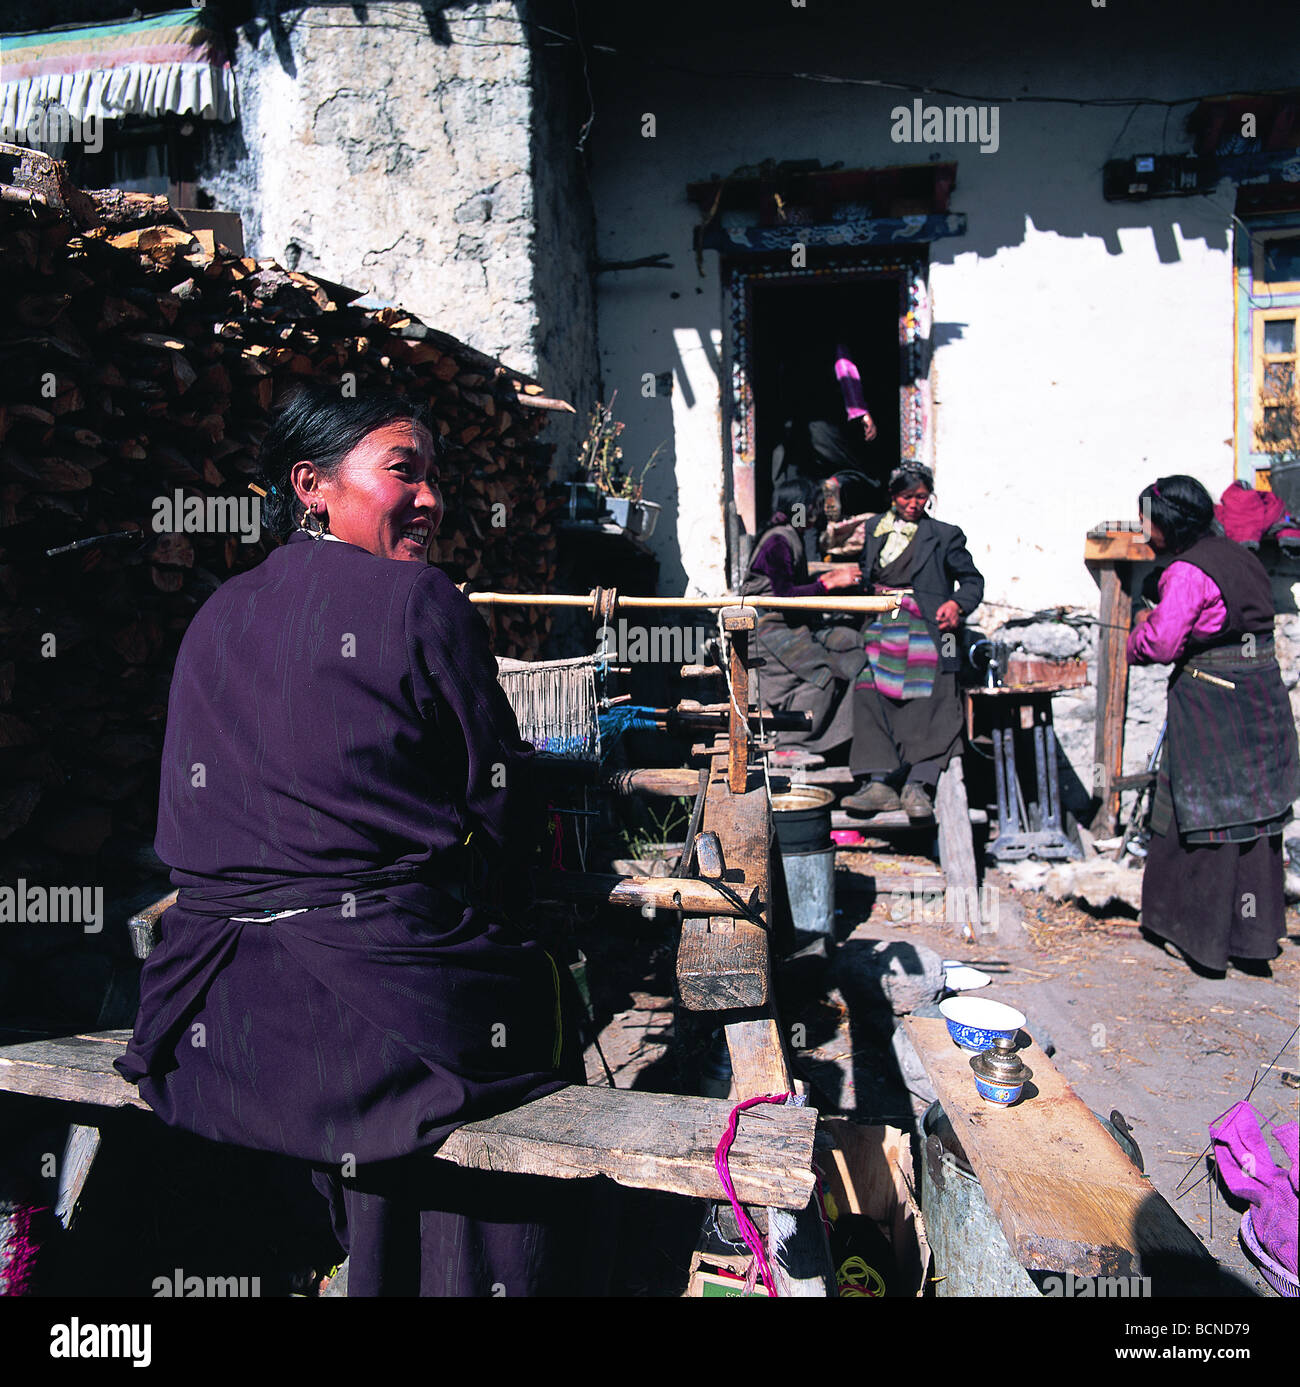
[0, 588, 897, 1297]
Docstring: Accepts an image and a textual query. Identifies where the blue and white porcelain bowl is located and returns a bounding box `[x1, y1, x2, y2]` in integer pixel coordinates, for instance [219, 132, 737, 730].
[939, 996, 1026, 1053]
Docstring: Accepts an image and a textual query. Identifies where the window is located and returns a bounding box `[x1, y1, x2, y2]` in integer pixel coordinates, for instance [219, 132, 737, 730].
[1235, 210, 1300, 483]
[1254, 230, 1300, 294]
[1254, 307, 1299, 454]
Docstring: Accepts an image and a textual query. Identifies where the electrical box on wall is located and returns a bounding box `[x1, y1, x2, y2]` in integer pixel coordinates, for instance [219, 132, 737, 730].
[1103, 154, 1208, 201]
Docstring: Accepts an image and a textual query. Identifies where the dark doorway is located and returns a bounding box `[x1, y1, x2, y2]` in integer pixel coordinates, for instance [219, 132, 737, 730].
[749, 275, 903, 525]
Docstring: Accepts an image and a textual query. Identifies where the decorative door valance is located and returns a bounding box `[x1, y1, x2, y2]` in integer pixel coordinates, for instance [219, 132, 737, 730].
[689, 161, 965, 256]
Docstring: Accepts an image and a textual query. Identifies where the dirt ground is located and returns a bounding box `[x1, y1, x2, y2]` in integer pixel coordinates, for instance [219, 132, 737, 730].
[580, 850, 1300, 1297]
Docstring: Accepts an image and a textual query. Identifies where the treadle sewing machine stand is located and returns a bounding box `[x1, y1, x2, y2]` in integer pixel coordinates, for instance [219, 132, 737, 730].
[965, 688, 1080, 863]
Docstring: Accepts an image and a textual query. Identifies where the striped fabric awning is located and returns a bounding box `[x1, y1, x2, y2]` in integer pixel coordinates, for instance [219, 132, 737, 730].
[0, 7, 237, 135]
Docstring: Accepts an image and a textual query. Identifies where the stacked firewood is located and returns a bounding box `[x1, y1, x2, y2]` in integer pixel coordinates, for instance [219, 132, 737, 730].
[0, 178, 561, 872]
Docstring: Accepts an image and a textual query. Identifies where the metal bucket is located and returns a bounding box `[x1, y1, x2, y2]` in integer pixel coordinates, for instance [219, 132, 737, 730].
[772, 786, 836, 936]
[771, 785, 834, 853]
[920, 1101, 1143, 1296]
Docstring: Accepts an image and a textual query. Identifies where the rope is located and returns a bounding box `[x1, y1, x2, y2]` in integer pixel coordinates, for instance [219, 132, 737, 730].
[713, 1091, 791, 1297]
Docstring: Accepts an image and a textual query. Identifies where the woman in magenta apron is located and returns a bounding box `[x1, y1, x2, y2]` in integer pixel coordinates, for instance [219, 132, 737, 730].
[1128, 474, 1299, 974]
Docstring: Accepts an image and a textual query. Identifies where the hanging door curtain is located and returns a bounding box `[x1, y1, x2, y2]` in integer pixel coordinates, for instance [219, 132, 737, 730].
[0, 7, 237, 138]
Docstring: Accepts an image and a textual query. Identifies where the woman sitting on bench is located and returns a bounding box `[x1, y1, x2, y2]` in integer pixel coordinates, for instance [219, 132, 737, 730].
[115, 385, 585, 1296]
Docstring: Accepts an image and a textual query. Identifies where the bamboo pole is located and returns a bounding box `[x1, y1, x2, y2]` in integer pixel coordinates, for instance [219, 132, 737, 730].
[465, 591, 898, 614]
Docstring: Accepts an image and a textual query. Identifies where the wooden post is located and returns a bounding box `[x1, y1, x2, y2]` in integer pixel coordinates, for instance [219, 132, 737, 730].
[1091, 563, 1131, 835]
[721, 606, 757, 794]
[936, 757, 982, 940]
[1084, 530, 1153, 838]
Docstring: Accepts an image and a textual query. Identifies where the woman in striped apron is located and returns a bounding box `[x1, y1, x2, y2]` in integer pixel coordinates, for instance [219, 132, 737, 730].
[842, 464, 985, 820]
[1128, 475, 1300, 974]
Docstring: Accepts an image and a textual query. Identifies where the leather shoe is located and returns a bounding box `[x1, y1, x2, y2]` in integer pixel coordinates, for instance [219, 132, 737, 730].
[900, 782, 935, 820]
[842, 781, 901, 815]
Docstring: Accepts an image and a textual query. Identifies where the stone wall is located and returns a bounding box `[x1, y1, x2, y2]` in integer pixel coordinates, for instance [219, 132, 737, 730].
[528, 1, 602, 466]
[197, 4, 552, 384]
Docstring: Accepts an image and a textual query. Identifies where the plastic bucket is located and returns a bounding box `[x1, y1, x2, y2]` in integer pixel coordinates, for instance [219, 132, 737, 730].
[772, 786, 836, 935]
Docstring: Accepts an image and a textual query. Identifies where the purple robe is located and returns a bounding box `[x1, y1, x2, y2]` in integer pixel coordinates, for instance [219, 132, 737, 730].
[116, 532, 581, 1293]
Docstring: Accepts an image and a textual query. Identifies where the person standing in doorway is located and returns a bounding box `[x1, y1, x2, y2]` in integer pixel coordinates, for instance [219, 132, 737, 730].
[771, 341, 886, 503]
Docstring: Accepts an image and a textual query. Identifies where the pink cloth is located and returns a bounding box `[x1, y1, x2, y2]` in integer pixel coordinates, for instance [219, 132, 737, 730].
[1209, 1100, 1298, 1276]
[1126, 561, 1228, 665]
[1216, 483, 1288, 544]
[834, 343, 868, 420]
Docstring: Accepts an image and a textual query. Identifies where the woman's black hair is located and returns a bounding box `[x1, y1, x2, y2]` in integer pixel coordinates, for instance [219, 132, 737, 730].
[761, 475, 823, 533]
[256, 383, 436, 541]
[888, 462, 934, 498]
[1138, 474, 1215, 554]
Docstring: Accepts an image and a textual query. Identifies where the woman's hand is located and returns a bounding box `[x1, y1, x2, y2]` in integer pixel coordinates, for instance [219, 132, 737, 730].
[819, 565, 859, 591]
[860, 413, 877, 443]
[1133, 607, 1152, 627]
[935, 599, 961, 632]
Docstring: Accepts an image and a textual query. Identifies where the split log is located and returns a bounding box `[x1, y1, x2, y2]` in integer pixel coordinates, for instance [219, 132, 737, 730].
[0, 168, 563, 886]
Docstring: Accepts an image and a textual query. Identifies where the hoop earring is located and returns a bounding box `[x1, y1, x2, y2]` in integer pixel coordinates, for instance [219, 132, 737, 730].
[299, 506, 328, 539]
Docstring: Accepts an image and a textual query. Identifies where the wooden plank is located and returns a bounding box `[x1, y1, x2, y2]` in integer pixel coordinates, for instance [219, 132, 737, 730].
[55, 1123, 103, 1229]
[0, 1033, 818, 1208]
[723, 610, 755, 793]
[791, 764, 854, 787]
[832, 807, 987, 832]
[0, 1030, 146, 1108]
[819, 1119, 909, 1222]
[677, 919, 769, 1010]
[538, 872, 758, 916]
[1090, 564, 1131, 834]
[724, 1017, 791, 1098]
[436, 1085, 817, 1209]
[936, 757, 982, 937]
[677, 755, 772, 1010]
[902, 1017, 1210, 1278]
[1085, 532, 1154, 563]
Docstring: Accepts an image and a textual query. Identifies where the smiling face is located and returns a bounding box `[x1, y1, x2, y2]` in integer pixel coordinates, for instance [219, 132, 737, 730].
[892, 483, 931, 522]
[291, 419, 443, 562]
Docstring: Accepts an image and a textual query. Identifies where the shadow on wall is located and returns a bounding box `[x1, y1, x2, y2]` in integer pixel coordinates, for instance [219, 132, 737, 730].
[569, 0, 1284, 588]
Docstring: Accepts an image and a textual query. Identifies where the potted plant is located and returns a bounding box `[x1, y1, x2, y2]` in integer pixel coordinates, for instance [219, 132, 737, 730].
[575, 394, 664, 537]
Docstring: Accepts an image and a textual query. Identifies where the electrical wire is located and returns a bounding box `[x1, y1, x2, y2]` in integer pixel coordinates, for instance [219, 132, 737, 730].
[287, 8, 1269, 117]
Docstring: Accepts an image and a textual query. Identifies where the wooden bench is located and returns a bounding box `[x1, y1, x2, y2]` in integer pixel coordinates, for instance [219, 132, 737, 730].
[0, 1027, 817, 1211]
